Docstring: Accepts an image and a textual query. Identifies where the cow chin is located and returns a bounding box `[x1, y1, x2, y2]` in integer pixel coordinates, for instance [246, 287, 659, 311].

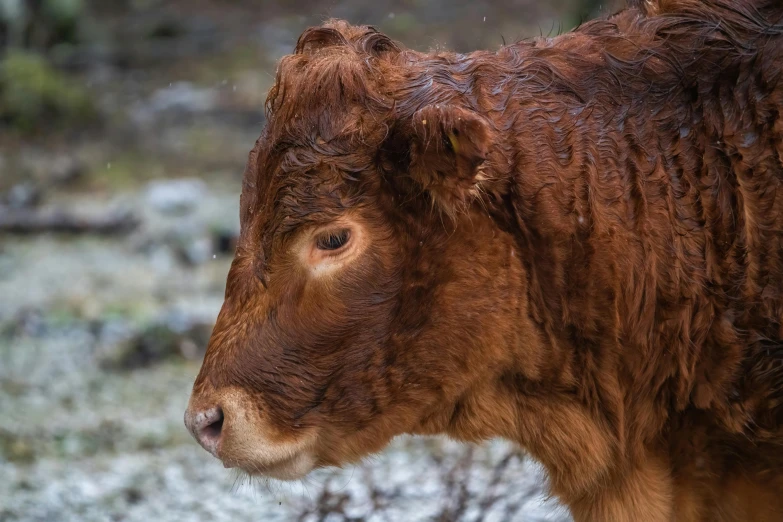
[185, 385, 319, 481]
[221, 429, 318, 481]
[226, 447, 317, 481]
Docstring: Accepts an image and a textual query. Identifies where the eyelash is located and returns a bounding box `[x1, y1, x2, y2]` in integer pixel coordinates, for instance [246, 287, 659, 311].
[315, 229, 351, 251]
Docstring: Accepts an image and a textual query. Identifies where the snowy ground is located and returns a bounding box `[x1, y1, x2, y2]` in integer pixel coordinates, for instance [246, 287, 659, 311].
[2, 434, 568, 522]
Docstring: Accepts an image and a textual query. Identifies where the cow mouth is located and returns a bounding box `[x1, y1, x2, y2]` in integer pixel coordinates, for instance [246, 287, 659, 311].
[225, 449, 317, 481]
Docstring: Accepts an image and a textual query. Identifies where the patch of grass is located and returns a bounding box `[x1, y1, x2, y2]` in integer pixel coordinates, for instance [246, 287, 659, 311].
[86, 152, 166, 189]
[53, 420, 123, 458]
[0, 429, 37, 464]
[99, 319, 211, 371]
[190, 46, 270, 86]
[0, 50, 97, 133]
[46, 306, 83, 328]
[0, 378, 30, 398]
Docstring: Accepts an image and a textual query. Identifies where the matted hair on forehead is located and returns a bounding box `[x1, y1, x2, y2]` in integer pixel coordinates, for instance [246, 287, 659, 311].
[294, 19, 402, 58]
[264, 19, 401, 138]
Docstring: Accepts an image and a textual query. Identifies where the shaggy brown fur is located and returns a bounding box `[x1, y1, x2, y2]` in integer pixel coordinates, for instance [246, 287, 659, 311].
[187, 0, 783, 519]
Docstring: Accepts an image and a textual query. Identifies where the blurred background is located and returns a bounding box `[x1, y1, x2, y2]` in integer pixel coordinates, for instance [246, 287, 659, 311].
[0, 1, 623, 520]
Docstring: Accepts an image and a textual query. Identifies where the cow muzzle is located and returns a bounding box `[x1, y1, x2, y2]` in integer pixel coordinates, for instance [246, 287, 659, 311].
[184, 385, 318, 480]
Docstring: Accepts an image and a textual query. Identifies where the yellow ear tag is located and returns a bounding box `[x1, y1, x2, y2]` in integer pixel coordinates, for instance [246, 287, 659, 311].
[447, 132, 460, 154]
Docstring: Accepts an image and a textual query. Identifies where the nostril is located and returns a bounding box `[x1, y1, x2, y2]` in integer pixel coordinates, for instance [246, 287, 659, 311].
[186, 406, 225, 457]
[201, 408, 224, 440]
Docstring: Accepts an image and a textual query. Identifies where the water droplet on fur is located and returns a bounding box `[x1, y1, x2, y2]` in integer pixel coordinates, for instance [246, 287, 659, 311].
[741, 131, 757, 148]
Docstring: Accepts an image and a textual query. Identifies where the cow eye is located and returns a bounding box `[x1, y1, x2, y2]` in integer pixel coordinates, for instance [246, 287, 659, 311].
[315, 229, 351, 251]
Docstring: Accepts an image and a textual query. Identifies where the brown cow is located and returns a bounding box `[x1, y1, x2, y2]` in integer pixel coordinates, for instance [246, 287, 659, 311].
[184, 0, 783, 520]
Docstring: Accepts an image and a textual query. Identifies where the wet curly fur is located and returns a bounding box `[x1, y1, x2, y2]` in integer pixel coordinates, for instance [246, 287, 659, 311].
[192, 0, 783, 520]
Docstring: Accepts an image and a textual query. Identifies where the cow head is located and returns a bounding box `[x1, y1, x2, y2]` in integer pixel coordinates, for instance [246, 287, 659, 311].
[184, 20, 538, 480]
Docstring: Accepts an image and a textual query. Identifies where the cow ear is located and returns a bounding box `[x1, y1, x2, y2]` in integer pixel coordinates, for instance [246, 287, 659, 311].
[408, 105, 494, 215]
